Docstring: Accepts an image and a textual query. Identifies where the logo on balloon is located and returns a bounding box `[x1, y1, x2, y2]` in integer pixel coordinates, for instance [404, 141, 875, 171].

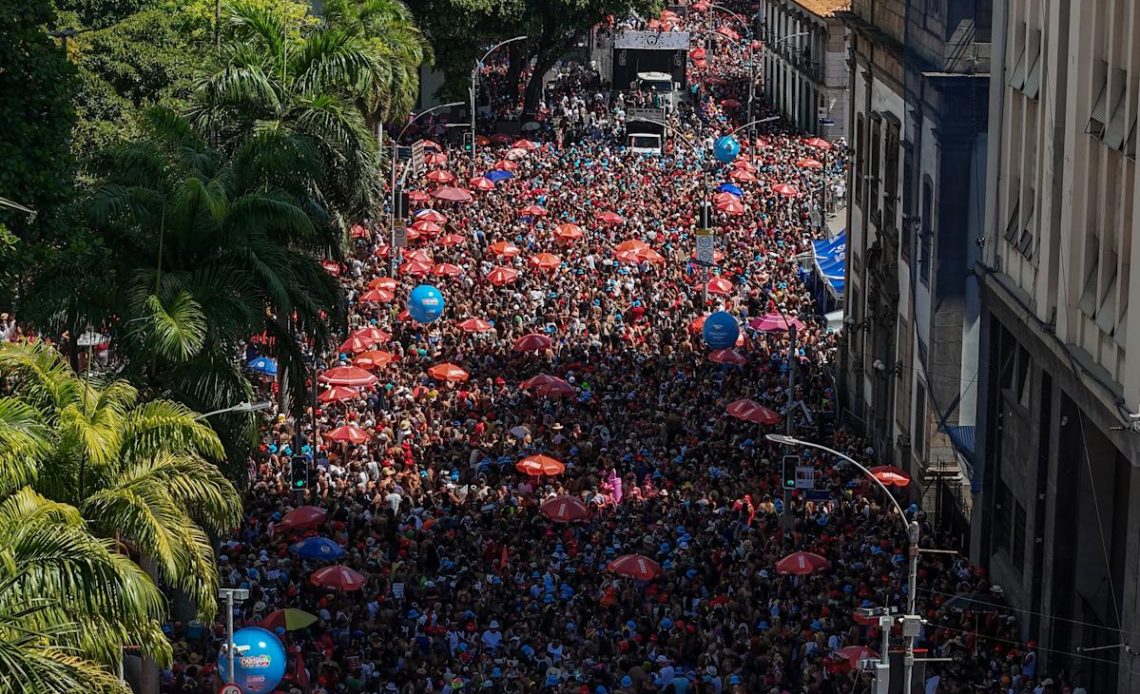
[407, 285, 446, 323]
[713, 135, 741, 164]
[218, 627, 286, 694]
[702, 311, 739, 350]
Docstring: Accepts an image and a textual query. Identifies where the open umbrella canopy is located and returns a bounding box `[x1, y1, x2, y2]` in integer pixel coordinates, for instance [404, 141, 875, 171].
[367, 277, 398, 291]
[399, 260, 432, 277]
[425, 152, 447, 165]
[513, 333, 552, 352]
[358, 288, 395, 304]
[728, 168, 756, 182]
[353, 350, 397, 370]
[776, 551, 831, 575]
[516, 454, 565, 476]
[325, 425, 371, 444]
[247, 356, 277, 376]
[528, 253, 561, 270]
[432, 186, 473, 203]
[290, 536, 346, 561]
[317, 386, 361, 403]
[276, 505, 327, 532]
[458, 318, 494, 333]
[485, 168, 514, 181]
[407, 190, 431, 203]
[869, 465, 912, 487]
[715, 197, 745, 215]
[424, 169, 455, 184]
[411, 220, 443, 235]
[772, 183, 800, 197]
[733, 158, 757, 172]
[748, 312, 806, 332]
[595, 211, 625, 225]
[260, 608, 319, 632]
[350, 327, 389, 344]
[469, 176, 495, 191]
[337, 335, 375, 354]
[320, 260, 340, 276]
[488, 241, 521, 257]
[690, 315, 708, 333]
[615, 239, 649, 253]
[540, 496, 590, 522]
[713, 192, 740, 206]
[415, 209, 448, 224]
[691, 46, 707, 59]
[417, 138, 441, 150]
[726, 399, 781, 425]
[796, 157, 824, 170]
[427, 363, 469, 382]
[310, 565, 366, 591]
[512, 139, 539, 151]
[519, 204, 548, 218]
[505, 147, 529, 159]
[638, 248, 666, 264]
[520, 374, 566, 390]
[615, 249, 642, 265]
[319, 366, 378, 387]
[488, 266, 520, 286]
[804, 136, 832, 150]
[706, 276, 735, 295]
[374, 244, 391, 258]
[709, 349, 747, 365]
[606, 554, 663, 580]
[554, 223, 584, 242]
[431, 262, 464, 278]
[439, 233, 466, 247]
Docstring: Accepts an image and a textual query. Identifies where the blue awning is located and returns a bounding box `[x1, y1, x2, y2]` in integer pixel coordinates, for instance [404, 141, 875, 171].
[812, 230, 846, 297]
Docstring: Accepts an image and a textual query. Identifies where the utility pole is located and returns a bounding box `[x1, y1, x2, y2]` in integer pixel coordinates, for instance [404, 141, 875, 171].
[218, 587, 249, 683]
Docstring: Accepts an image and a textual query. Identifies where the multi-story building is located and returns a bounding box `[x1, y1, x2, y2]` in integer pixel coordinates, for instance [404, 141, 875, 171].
[839, 0, 990, 541]
[757, 0, 850, 139]
[975, 1, 1140, 690]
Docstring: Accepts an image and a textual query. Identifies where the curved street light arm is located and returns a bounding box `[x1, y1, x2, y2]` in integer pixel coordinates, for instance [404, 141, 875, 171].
[726, 116, 781, 139]
[397, 101, 464, 143]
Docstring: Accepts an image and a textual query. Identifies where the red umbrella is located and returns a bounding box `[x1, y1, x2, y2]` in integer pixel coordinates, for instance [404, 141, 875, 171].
[516, 454, 565, 476]
[403, 227, 422, 242]
[692, 0, 708, 10]
[407, 190, 431, 203]
[276, 505, 327, 532]
[318, 366, 378, 387]
[411, 220, 443, 235]
[528, 253, 561, 271]
[431, 262, 464, 278]
[353, 350, 397, 370]
[535, 381, 575, 398]
[804, 136, 832, 151]
[776, 551, 831, 576]
[432, 186, 473, 203]
[725, 399, 781, 425]
[715, 197, 745, 215]
[772, 183, 800, 197]
[513, 333, 552, 352]
[728, 168, 756, 182]
[690, 315, 708, 333]
[748, 312, 806, 332]
[638, 248, 666, 264]
[350, 326, 389, 344]
[367, 276, 398, 291]
[469, 176, 495, 191]
[505, 147, 528, 160]
[717, 26, 740, 41]
[358, 288, 395, 304]
[475, 135, 491, 145]
[706, 276, 734, 295]
[540, 495, 590, 522]
[427, 362, 469, 382]
[320, 260, 340, 276]
[458, 318, 494, 333]
[424, 169, 454, 184]
[519, 204, 548, 218]
[338, 335, 375, 354]
[709, 349, 747, 365]
[512, 139, 539, 151]
[318, 386, 360, 403]
[615, 250, 641, 265]
[595, 211, 625, 225]
[720, 98, 741, 109]
[374, 244, 391, 258]
[399, 260, 432, 276]
[425, 152, 448, 166]
[606, 554, 663, 580]
[325, 425, 371, 444]
[796, 157, 824, 170]
[405, 249, 432, 263]
[349, 223, 369, 239]
[439, 233, 466, 247]
[733, 158, 757, 172]
[418, 138, 441, 151]
[615, 239, 649, 253]
[490, 133, 513, 144]
[415, 209, 447, 224]
[520, 374, 565, 390]
[714, 192, 740, 206]
[492, 159, 518, 171]
[870, 466, 912, 487]
[554, 223, 584, 243]
[488, 266, 520, 286]
[310, 565, 366, 591]
[488, 241, 521, 258]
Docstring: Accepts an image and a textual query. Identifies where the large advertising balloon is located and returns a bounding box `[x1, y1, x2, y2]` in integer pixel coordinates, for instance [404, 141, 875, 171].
[713, 135, 740, 164]
[218, 627, 287, 694]
[407, 284, 445, 323]
[702, 311, 740, 350]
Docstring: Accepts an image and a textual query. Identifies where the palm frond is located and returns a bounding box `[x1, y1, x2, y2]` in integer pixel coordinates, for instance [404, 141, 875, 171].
[118, 399, 226, 462]
[141, 292, 207, 363]
[0, 399, 49, 496]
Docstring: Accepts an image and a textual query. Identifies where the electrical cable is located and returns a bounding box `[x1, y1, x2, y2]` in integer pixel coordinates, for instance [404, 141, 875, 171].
[916, 588, 1133, 637]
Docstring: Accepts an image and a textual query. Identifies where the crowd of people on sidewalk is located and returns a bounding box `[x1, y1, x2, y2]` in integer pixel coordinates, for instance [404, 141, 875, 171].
[162, 6, 1073, 694]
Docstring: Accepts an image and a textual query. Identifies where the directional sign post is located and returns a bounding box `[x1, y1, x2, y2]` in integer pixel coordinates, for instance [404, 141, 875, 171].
[411, 141, 426, 174]
[795, 465, 815, 490]
[694, 229, 715, 266]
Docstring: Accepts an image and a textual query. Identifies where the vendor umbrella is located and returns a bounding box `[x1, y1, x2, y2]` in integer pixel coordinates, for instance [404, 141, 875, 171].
[325, 425, 371, 445]
[319, 366, 378, 387]
[310, 565, 366, 591]
[276, 505, 327, 532]
[869, 465, 912, 487]
[690, 315, 708, 333]
[616, 249, 642, 265]
[431, 262, 464, 277]
[415, 209, 447, 224]
[726, 399, 781, 425]
[728, 168, 756, 182]
[424, 169, 454, 184]
[615, 239, 649, 253]
[407, 190, 431, 203]
[400, 259, 432, 276]
[320, 260, 340, 276]
[804, 136, 832, 151]
[512, 138, 539, 151]
[540, 496, 590, 523]
[715, 197, 745, 215]
[374, 244, 391, 258]
[350, 326, 389, 344]
[248, 356, 277, 376]
[706, 276, 735, 295]
[505, 147, 529, 160]
[520, 374, 566, 390]
[439, 233, 466, 247]
[513, 333, 552, 352]
[427, 362, 469, 382]
[337, 335, 375, 354]
[458, 318, 494, 333]
[290, 536, 346, 561]
[535, 381, 575, 398]
[714, 192, 739, 206]
[772, 183, 800, 197]
[425, 152, 447, 166]
[358, 288, 395, 304]
[519, 204, 548, 218]
[317, 386, 360, 403]
[490, 133, 513, 144]
[469, 176, 495, 191]
[796, 157, 824, 170]
[417, 138, 441, 151]
[260, 608, 319, 632]
[691, 46, 707, 59]
[733, 159, 757, 172]
[554, 223, 584, 242]
[411, 220, 443, 235]
[353, 350, 397, 370]
[834, 646, 878, 670]
[367, 276, 398, 291]
[748, 312, 806, 332]
[488, 241, 521, 258]
[638, 248, 666, 264]
[528, 253, 561, 271]
[488, 266, 519, 286]
[595, 211, 625, 225]
[776, 551, 831, 576]
[432, 186, 473, 203]
[516, 454, 565, 476]
[716, 26, 740, 41]
[718, 182, 743, 196]
[606, 554, 663, 581]
[485, 168, 514, 181]
[709, 349, 747, 366]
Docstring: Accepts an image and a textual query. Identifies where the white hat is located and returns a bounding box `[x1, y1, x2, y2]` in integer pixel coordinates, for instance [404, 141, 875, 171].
[489, 620, 500, 629]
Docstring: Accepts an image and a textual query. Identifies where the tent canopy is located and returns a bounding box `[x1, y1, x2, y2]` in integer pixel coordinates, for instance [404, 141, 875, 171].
[812, 230, 846, 298]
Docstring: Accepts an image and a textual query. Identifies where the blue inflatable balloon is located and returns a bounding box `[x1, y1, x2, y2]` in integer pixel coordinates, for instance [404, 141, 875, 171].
[703, 311, 740, 350]
[218, 627, 287, 694]
[407, 284, 445, 323]
[713, 135, 741, 164]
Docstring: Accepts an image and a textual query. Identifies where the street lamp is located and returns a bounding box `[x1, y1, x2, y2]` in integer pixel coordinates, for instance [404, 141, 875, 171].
[389, 101, 464, 258]
[217, 587, 249, 684]
[195, 400, 272, 420]
[470, 36, 528, 177]
[766, 433, 924, 694]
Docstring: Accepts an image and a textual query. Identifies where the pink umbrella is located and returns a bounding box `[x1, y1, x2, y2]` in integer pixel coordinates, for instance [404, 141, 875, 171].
[708, 349, 747, 365]
[425, 152, 447, 166]
[804, 136, 832, 151]
[432, 186, 473, 203]
[519, 204, 548, 218]
[796, 157, 824, 170]
[748, 312, 806, 332]
[706, 277, 734, 295]
[310, 565, 366, 591]
[318, 366, 378, 387]
[728, 168, 756, 182]
[725, 399, 781, 425]
[512, 139, 539, 151]
[407, 190, 431, 203]
[595, 211, 625, 225]
[512, 333, 552, 352]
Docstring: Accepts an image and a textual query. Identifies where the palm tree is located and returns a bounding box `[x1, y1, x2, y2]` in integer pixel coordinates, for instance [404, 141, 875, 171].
[0, 340, 242, 622]
[188, 1, 391, 221]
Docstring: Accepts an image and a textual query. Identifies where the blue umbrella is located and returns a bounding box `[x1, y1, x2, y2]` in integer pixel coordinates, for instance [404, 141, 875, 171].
[718, 183, 743, 197]
[289, 537, 345, 561]
[485, 169, 513, 182]
[248, 356, 278, 376]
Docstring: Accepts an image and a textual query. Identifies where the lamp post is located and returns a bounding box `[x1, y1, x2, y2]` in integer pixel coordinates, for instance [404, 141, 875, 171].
[470, 36, 528, 178]
[217, 587, 249, 684]
[195, 400, 272, 420]
[765, 433, 922, 694]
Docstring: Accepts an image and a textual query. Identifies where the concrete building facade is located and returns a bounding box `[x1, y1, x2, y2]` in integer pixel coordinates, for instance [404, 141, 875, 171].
[757, 0, 850, 139]
[839, 0, 990, 542]
[975, 1, 1140, 690]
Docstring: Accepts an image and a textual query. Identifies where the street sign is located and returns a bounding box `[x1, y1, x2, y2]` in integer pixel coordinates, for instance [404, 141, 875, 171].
[411, 141, 426, 174]
[694, 229, 715, 266]
[795, 465, 815, 489]
[219, 684, 244, 694]
[392, 219, 408, 249]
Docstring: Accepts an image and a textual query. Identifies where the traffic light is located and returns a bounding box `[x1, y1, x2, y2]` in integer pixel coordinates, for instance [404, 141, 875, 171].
[781, 455, 798, 490]
[698, 201, 713, 228]
[462, 131, 473, 153]
[291, 456, 309, 490]
[394, 189, 410, 220]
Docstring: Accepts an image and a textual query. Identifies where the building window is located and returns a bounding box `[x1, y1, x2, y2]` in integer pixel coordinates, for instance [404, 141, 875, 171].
[927, 0, 942, 19]
[913, 381, 926, 460]
[855, 114, 865, 206]
[870, 116, 882, 219]
[1013, 502, 1027, 572]
[994, 480, 1012, 553]
[919, 177, 933, 285]
[883, 119, 900, 230]
[902, 147, 914, 261]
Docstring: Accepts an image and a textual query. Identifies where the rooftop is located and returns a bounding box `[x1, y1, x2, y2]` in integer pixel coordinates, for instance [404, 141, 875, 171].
[792, 0, 851, 18]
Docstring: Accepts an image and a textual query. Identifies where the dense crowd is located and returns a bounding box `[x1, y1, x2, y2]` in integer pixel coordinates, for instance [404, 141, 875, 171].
[161, 6, 1068, 694]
